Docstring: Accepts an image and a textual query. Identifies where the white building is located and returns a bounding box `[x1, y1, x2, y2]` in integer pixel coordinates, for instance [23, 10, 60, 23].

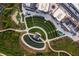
[25, 3, 31, 7]
[53, 8, 66, 21]
[73, 3, 79, 10]
[49, 3, 59, 14]
[37, 3, 50, 12]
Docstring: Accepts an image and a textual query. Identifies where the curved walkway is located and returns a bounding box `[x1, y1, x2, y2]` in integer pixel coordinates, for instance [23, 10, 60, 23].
[47, 38, 72, 56]
[28, 33, 45, 43]
[11, 11, 19, 24]
[0, 11, 72, 56]
[28, 26, 48, 42]
[0, 53, 6, 56]
[0, 28, 26, 33]
[21, 33, 46, 50]
[23, 15, 72, 56]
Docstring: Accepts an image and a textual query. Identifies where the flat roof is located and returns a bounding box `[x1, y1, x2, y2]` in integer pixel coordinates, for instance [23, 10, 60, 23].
[49, 3, 58, 13]
[25, 3, 31, 7]
[73, 3, 79, 10]
[53, 8, 66, 21]
[38, 3, 50, 12]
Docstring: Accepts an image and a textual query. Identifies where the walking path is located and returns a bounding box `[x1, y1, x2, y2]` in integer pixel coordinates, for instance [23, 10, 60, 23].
[11, 11, 19, 24]
[21, 33, 46, 50]
[0, 53, 6, 56]
[48, 35, 66, 41]
[28, 26, 48, 41]
[0, 28, 26, 33]
[28, 33, 45, 43]
[21, 7, 72, 55]
[22, 7, 79, 41]
[47, 37, 72, 56]
[0, 7, 72, 55]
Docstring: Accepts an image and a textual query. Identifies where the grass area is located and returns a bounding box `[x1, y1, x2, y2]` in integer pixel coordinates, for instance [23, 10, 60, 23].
[35, 47, 58, 56]
[0, 30, 25, 56]
[22, 13, 24, 22]
[36, 51, 58, 56]
[0, 4, 25, 30]
[50, 36, 79, 56]
[16, 13, 21, 21]
[60, 52, 69, 56]
[26, 16, 58, 39]
[23, 34, 44, 48]
[29, 28, 46, 40]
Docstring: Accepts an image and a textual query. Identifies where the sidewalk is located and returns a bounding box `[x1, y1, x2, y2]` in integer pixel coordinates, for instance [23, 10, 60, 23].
[0, 53, 6, 56]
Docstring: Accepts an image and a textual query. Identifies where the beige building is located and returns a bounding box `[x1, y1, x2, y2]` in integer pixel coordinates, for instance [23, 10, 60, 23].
[49, 3, 59, 14]
[73, 3, 79, 10]
[53, 8, 66, 21]
[37, 3, 50, 12]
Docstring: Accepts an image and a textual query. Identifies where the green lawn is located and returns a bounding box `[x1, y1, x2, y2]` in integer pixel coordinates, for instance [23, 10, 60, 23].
[29, 28, 46, 40]
[23, 34, 44, 48]
[16, 12, 21, 22]
[0, 4, 25, 30]
[60, 52, 69, 56]
[0, 30, 25, 56]
[26, 16, 59, 39]
[50, 36, 79, 56]
[36, 49, 58, 56]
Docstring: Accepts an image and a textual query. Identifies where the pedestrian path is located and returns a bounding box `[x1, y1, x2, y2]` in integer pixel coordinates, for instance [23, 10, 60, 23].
[0, 10, 72, 56]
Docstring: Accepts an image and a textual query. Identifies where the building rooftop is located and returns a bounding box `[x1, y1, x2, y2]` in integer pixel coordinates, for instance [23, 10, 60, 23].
[38, 3, 50, 12]
[73, 3, 79, 10]
[49, 3, 58, 14]
[53, 8, 66, 21]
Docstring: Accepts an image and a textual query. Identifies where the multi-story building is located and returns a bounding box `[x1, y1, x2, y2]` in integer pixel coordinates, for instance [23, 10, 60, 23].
[23, 3, 37, 11]
[59, 3, 79, 32]
[22, 3, 79, 34]
[37, 3, 50, 12]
